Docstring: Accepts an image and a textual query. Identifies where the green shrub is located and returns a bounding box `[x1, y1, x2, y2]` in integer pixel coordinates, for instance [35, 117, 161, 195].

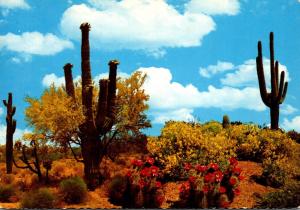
[202, 121, 223, 135]
[261, 160, 286, 188]
[0, 184, 16, 202]
[256, 182, 300, 208]
[21, 188, 56, 208]
[59, 176, 87, 204]
[108, 175, 129, 206]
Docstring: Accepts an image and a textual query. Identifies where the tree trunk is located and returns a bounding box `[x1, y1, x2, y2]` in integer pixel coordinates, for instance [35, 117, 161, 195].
[270, 104, 279, 130]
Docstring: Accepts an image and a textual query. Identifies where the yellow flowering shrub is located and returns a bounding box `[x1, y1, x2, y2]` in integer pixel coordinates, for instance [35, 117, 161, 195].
[147, 121, 237, 178]
[147, 121, 299, 182]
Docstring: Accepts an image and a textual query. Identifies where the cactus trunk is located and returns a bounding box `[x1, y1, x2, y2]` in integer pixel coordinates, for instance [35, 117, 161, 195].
[3, 93, 16, 174]
[270, 104, 279, 130]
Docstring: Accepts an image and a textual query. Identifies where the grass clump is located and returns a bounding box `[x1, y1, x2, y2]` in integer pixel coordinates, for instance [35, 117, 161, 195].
[59, 176, 87, 204]
[256, 182, 300, 208]
[0, 184, 16, 202]
[21, 188, 56, 208]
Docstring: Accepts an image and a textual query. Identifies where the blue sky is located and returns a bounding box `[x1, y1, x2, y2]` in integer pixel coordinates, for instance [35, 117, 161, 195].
[0, 0, 300, 144]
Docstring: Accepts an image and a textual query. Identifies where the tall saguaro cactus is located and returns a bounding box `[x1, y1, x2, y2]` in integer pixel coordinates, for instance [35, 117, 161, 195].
[256, 32, 288, 130]
[63, 22, 119, 189]
[3, 93, 16, 174]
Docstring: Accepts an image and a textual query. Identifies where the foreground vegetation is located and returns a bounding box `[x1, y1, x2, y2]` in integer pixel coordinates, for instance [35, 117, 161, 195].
[0, 121, 299, 208]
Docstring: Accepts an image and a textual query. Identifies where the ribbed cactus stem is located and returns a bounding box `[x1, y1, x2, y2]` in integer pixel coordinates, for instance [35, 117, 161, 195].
[107, 60, 119, 119]
[256, 32, 288, 130]
[63, 63, 75, 99]
[3, 92, 16, 174]
[96, 79, 109, 132]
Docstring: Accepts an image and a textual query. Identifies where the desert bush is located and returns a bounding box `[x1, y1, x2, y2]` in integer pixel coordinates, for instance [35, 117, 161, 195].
[21, 188, 56, 208]
[108, 174, 129, 206]
[147, 121, 237, 179]
[109, 157, 164, 208]
[59, 176, 87, 204]
[174, 157, 243, 208]
[287, 130, 300, 144]
[0, 184, 16, 202]
[256, 181, 300, 208]
[260, 160, 286, 188]
[202, 121, 223, 135]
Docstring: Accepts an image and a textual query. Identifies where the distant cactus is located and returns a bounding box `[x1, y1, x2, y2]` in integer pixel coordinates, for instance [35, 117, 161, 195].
[3, 93, 16, 174]
[256, 32, 288, 130]
[222, 115, 230, 129]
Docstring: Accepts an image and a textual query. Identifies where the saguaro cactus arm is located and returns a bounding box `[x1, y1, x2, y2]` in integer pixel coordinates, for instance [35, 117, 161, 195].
[63, 63, 75, 99]
[256, 41, 271, 107]
[96, 79, 109, 131]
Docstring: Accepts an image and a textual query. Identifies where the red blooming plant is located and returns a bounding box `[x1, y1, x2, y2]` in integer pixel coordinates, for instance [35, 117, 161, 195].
[122, 157, 165, 208]
[176, 157, 243, 208]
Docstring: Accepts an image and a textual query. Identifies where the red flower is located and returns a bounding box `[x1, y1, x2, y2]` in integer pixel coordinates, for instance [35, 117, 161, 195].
[155, 181, 162, 188]
[146, 157, 155, 165]
[140, 168, 151, 177]
[150, 165, 159, 176]
[126, 171, 132, 177]
[233, 167, 242, 175]
[233, 188, 240, 196]
[195, 164, 208, 173]
[214, 171, 224, 182]
[139, 180, 146, 188]
[229, 157, 238, 166]
[219, 186, 227, 193]
[136, 159, 143, 167]
[184, 163, 192, 171]
[189, 176, 196, 183]
[209, 163, 219, 171]
[179, 181, 190, 193]
[202, 185, 209, 194]
[204, 173, 214, 183]
[229, 177, 237, 186]
[131, 159, 143, 167]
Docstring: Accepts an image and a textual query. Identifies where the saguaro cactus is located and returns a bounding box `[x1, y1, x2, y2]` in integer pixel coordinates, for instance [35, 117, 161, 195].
[63, 22, 119, 189]
[256, 32, 288, 130]
[3, 93, 16, 174]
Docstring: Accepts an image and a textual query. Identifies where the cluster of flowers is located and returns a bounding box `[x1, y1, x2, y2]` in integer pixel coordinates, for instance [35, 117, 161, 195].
[126, 157, 164, 207]
[179, 157, 244, 208]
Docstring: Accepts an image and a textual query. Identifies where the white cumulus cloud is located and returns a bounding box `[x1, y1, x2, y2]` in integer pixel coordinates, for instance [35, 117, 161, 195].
[42, 73, 68, 87]
[0, 0, 30, 9]
[221, 58, 290, 87]
[185, 0, 240, 15]
[199, 61, 234, 78]
[282, 116, 300, 132]
[0, 32, 74, 56]
[137, 66, 265, 124]
[60, 0, 218, 55]
[151, 108, 195, 124]
[0, 107, 3, 116]
[281, 104, 298, 115]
